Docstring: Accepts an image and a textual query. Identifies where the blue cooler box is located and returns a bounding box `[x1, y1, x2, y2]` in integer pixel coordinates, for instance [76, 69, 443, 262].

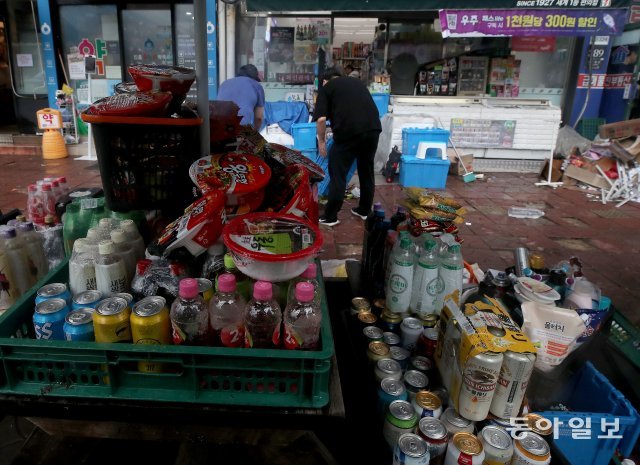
[371, 93, 390, 118]
[399, 155, 450, 189]
[402, 128, 450, 157]
[291, 122, 317, 150]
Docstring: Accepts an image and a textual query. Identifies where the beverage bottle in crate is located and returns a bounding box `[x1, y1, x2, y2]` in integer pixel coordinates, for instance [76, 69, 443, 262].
[287, 263, 320, 306]
[110, 229, 136, 280]
[0, 239, 19, 312]
[85, 227, 100, 246]
[69, 239, 97, 295]
[27, 183, 44, 225]
[56, 177, 69, 196]
[170, 278, 211, 346]
[95, 240, 129, 297]
[283, 282, 322, 350]
[120, 219, 146, 261]
[438, 244, 463, 306]
[16, 221, 49, 280]
[385, 234, 415, 314]
[410, 238, 443, 317]
[201, 241, 225, 283]
[1, 227, 35, 296]
[41, 183, 58, 223]
[62, 202, 81, 255]
[51, 180, 62, 201]
[390, 206, 407, 231]
[130, 259, 153, 301]
[209, 273, 246, 347]
[221, 254, 251, 302]
[244, 281, 281, 349]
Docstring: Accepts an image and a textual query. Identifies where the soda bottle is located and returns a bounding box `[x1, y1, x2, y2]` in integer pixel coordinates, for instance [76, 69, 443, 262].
[110, 229, 136, 280]
[410, 238, 444, 316]
[16, 221, 49, 280]
[51, 180, 62, 201]
[389, 206, 407, 231]
[68, 238, 97, 295]
[244, 281, 281, 349]
[41, 184, 58, 224]
[131, 259, 153, 301]
[95, 240, 128, 297]
[120, 219, 146, 261]
[0, 227, 34, 295]
[439, 244, 464, 308]
[287, 263, 320, 306]
[220, 254, 251, 301]
[385, 234, 414, 314]
[385, 230, 409, 284]
[209, 273, 246, 347]
[27, 184, 44, 225]
[283, 282, 322, 350]
[98, 218, 117, 241]
[63, 202, 81, 255]
[170, 278, 210, 346]
[56, 177, 69, 196]
[201, 242, 225, 282]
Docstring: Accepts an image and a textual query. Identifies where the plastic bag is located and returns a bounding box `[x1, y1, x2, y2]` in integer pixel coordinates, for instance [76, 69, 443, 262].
[382, 145, 401, 182]
[38, 225, 65, 270]
[262, 164, 318, 223]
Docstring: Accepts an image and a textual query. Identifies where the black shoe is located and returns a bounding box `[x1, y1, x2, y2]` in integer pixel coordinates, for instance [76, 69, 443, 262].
[350, 207, 368, 220]
[319, 216, 340, 227]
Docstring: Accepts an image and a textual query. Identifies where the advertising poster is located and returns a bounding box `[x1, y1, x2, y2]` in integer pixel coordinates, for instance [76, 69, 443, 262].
[293, 18, 329, 64]
[268, 27, 294, 63]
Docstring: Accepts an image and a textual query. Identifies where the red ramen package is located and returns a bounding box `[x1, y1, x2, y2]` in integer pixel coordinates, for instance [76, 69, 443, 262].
[209, 100, 242, 145]
[262, 164, 318, 223]
[152, 191, 226, 257]
[128, 65, 195, 97]
[85, 91, 173, 117]
[265, 143, 325, 183]
[236, 125, 268, 156]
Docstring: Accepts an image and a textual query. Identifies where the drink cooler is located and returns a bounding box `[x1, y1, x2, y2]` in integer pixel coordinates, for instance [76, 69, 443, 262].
[0, 260, 333, 408]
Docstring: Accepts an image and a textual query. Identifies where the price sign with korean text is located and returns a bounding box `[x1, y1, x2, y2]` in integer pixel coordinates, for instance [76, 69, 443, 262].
[36, 109, 62, 130]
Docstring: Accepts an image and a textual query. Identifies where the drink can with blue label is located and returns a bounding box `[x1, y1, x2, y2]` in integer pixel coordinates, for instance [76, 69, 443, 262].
[36, 283, 72, 306]
[72, 290, 103, 311]
[64, 309, 95, 341]
[33, 298, 68, 340]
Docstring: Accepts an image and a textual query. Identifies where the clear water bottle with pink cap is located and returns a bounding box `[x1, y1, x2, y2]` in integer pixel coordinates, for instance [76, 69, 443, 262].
[170, 278, 210, 346]
[287, 263, 320, 306]
[244, 281, 281, 349]
[283, 282, 322, 350]
[209, 273, 246, 347]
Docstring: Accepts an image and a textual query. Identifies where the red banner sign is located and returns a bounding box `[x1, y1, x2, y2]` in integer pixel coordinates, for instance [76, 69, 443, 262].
[511, 36, 557, 52]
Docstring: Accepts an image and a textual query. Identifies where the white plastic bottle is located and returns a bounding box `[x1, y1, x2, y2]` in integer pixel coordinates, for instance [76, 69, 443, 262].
[0, 238, 18, 311]
[283, 282, 322, 350]
[69, 238, 97, 295]
[244, 281, 281, 348]
[110, 229, 136, 280]
[85, 227, 101, 245]
[120, 219, 146, 260]
[410, 238, 444, 316]
[95, 240, 129, 297]
[385, 235, 414, 314]
[98, 218, 117, 241]
[16, 221, 49, 280]
[439, 244, 464, 305]
[209, 273, 246, 347]
[1, 227, 35, 295]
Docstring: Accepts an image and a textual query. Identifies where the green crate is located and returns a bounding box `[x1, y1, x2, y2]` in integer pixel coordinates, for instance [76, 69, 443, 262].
[608, 310, 640, 371]
[0, 260, 333, 408]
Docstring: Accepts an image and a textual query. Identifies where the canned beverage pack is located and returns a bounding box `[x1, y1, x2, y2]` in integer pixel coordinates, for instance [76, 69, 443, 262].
[363, 325, 384, 343]
[441, 407, 475, 435]
[490, 351, 536, 419]
[511, 432, 550, 465]
[400, 317, 423, 351]
[376, 358, 403, 383]
[418, 313, 438, 328]
[417, 417, 449, 465]
[368, 341, 391, 364]
[93, 296, 132, 343]
[33, 298, 68, 340]
[457, 350, 503, 421]
[409, 355, 434, 375]
[412, 390, 443, 419]
[197, 278, 214, 304]
[358, 311, 378, 329]
[444, 432, 485, 465]
[72, 290, 103, 311]
[36, 283, 72, 306]
[383, 400, 419, 449]
[351, 297, 371, 316]
[404, 370, 429, 400]
[390, 346, 411, 370]
[131, 296, 170, 372]
[479, 426, 513, 465]
[63, 309, 95, 341]
[113, 292, 134, 306]
[393, 433, 429, 465]
[378, 377, 409, 417]
[416, 327, 439, 361]
[431, 387, 450, 410]
[384, 331, 401, 347]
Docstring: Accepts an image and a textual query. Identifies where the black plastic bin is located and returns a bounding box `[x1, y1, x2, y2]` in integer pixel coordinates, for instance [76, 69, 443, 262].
[81, 111, 203, 213]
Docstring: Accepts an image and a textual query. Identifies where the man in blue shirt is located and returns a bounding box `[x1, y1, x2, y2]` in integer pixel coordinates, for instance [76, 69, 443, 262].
[217, 64, 265, 130]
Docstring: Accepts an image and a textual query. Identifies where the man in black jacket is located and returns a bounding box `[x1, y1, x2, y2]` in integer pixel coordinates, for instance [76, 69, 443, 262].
[313, 67, 381, 226]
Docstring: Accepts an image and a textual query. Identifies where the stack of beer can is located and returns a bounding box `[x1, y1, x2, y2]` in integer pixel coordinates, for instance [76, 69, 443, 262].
[350, 297, 553, 465]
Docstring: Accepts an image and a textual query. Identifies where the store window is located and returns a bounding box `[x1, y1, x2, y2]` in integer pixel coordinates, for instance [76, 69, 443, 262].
[6, 0, 46, 96]
[122, 7, 173, 67]
[174, 3, 197, 99]
[59, 4, 121, 103]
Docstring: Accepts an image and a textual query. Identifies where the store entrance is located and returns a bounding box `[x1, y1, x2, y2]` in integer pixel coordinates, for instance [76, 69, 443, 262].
[331, 17, 379, 85]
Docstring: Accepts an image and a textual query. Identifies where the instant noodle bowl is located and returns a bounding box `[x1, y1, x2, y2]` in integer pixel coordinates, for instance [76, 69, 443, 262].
[189, 153, 271, 215]
[222, 212, 322, 281]
[85, 91, 173, 117]
[128, 64, 196, 111]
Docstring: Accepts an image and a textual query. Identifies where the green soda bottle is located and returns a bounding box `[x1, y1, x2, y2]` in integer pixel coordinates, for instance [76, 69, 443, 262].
[62, 202, 80, 256]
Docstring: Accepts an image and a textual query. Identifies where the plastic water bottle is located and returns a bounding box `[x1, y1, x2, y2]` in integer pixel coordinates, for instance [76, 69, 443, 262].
[27, 184, 45, 225]
[120, 220, 146, 261]
[410, 238, 444, 316]
[16, 221, 49, 280]
[439, 244, 464, 306]
[95, 240, 128, 297]
[85, 228, 100, 246]
[41, 184, 58, 224]
[170, 278, 210, 346]
[69, 238, 97, 295]
[97, 218, 117, 241]
[0, 239, 18, 311]
[110, 229, 136, 280]
[221, 254, 251, 302]
[1, 227, 35, 295]
[385, 234, 415, 314]
[244, 281, 281, 348]
[287, 263, 320, 306]
[56, 177, 69, 196]
[283, 282, 322, 350]
[209, 273, 246, 347]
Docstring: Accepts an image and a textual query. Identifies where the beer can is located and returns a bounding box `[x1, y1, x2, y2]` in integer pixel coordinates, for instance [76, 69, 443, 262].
[373, 298, 386, 317]
[401, 317, 423, 352]
[378, 377, 408, 417]
[384, 331, 401, 347]
[417, 313, 439, 328]
[72, 290, 102, 311]
[457, 351, 503, 421]
[511, 432, 550, 465]
[409, 355, 434, 375]
[363, 325, 384, 343]
[431, 387, 450, 410]
[63, 309, 95, 341]
[404, 370, 429, 401]
[417, 417, 449, 465]
[113, 292, 134, 306]
[36, 283, 72, 306]
[351, 297, 371, 316]
[358, 311, 378, 329]
[444, 432, 485, 465]
[381, 308, 403, 334]
[367, 341, 391, 364]
[393, 433, 429, 465]
[490, 351, 536, 419]
[523, 414, 553, 446]
[513, 248, 530, 277]
[197, 278, 214, 304]
[412, 390, 443, 419]
[383, 400, 418, 449]
[416, 327, 439, 361]
[93, 297, 132, 343]
[33, 298, 68, 340]
[131, 296, 170, 372]
[390, 346, 411, 370]
[480, 415, 514, 435]
[479, 426, 513, 465]
[441, 407, 475, 435]
[375, 358, 403, 383]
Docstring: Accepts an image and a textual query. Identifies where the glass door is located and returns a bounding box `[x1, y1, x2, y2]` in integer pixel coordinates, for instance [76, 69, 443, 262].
[122, 5, 173, 67]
